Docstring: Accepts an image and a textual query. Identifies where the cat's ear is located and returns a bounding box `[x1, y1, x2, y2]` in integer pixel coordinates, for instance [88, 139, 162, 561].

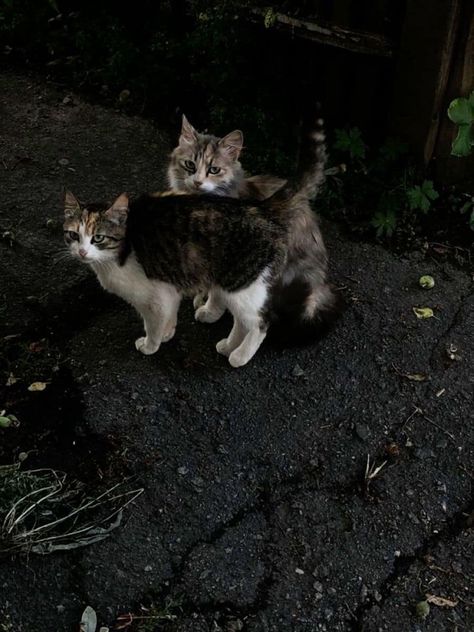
[64, 190, 81, 218]
[179, 114, 198, 146]
[105, 193, 129, 225]
[219, 130, 243, 160]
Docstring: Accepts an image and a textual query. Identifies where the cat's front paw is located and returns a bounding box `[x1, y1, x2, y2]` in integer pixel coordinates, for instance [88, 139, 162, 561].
[228, 348, 251, 368]
[216, 338, 231, 356]
[193, 293, 207, 310]
[135, 336, 159, 355]
[195, 305, 224, 324]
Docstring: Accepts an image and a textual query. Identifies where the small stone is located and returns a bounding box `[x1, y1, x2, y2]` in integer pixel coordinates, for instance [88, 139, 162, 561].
[177, 466, 188, 475]
[360, 584, 368, 602]
[62, 96, 73, 105]
[313, 581, 323, 592]
[355, 423, 370, 441]
[292, 364, 305, 377]
[295, 568, 305, 575]
[58, 158, 69, 166]
[415, 447, 435, 460]
[56, 605, 65, 614]
[144, 565, 152, 572]
[374, 590, 382, 602]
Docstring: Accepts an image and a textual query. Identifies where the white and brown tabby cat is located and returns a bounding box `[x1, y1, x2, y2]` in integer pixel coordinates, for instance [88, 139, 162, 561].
[63, 119, 337, 367]
[167, 115, 337, 334]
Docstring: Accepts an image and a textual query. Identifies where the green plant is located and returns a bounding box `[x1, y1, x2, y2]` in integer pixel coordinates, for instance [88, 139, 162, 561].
[326, 128, 437, 239]
[447, 91, 474, 157]
[406, 180, 439, 213]
[333, 127, 366, 160]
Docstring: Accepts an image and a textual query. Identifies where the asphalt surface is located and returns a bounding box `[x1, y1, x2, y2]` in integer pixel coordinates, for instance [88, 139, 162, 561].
[0, 73, 472, 632]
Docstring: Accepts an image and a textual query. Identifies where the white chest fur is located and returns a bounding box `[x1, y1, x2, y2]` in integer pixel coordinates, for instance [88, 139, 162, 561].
[92, 255, 155, 307]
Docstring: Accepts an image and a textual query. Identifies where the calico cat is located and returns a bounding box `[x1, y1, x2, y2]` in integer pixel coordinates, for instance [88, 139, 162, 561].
[63, 119, 335, 367]
[168, 115, 335, 332]
[167, 115, 285, 201]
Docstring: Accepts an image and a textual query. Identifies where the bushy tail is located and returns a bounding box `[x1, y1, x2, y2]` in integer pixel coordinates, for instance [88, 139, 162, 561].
[262, 115, 327, 213]
[266, 278, 344, 346]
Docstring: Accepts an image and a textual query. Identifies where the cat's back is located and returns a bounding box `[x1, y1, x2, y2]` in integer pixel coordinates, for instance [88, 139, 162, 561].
[128, 192, 263, 234]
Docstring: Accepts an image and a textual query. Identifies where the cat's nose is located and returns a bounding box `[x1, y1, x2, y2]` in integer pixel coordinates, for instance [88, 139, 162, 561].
[194, 180, 202, 188]
[79, 248, 87, 258]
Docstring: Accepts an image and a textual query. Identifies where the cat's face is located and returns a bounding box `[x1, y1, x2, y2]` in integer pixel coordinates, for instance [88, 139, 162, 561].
[168, 115, 244, 195]
[63, 192, 128, 265]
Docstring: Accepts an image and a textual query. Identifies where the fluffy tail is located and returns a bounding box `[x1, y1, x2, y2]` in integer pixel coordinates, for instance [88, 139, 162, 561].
[262, 115, 327, 213]
[266, 278, 344, 345]
[262, 112, 343, 343]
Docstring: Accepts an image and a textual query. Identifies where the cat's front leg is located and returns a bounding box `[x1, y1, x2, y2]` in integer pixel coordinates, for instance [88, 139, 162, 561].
[135, 284, 181, 355]
[195, 290, 226, 324]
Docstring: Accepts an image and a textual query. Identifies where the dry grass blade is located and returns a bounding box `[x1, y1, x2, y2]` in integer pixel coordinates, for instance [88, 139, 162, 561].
[0, 463, 143, 555]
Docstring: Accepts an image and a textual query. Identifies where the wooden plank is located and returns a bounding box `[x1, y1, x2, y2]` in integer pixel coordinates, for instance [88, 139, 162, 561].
[390, 0, 462, 165]
[433, 1, 474, 183]
[249, 9, 394, 57]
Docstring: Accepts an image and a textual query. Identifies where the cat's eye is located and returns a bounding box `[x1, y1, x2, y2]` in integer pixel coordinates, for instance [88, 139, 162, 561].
[91, 235, 105, 244]
[65, 230, 79, 241]
[183, 160, 196, 173]
[208, 166, 221, 175]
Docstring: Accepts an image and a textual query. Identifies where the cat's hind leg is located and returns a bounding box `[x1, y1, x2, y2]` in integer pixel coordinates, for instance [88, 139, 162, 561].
[217, 273, 269, 367]
[195, 289, 226, 324]
[135, 283, 181, 355]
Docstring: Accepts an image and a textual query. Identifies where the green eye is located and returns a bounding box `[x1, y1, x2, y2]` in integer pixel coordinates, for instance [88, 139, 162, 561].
[65, 230, 79, 241]
[184, 160, 196, 173]
[208, 166, 221, 175]
[92, 235, 105, 244]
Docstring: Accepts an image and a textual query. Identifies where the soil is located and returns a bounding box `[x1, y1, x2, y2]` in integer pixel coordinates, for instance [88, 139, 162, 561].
[0, 72, 473, 632]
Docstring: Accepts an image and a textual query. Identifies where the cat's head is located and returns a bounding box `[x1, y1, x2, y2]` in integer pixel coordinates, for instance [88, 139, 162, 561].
[63, 191, 128, 264]
[167, 115, 244, 195]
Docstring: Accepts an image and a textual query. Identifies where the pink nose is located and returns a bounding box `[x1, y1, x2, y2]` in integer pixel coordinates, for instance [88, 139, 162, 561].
[194, 181, 202, 188]
[79, 248, 87, 258]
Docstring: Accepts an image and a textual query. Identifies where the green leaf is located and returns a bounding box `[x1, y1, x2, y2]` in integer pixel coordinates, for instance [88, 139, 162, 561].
[407, 181, 438, 214]
[334, 128, 366, 160]
[447, 97, 474, 125]
[468, 91, 474, 109]
[379, 137, 408, 161]
[421, 180, 439, 201]
[451, 124, 474, 157]
[371, 208, 397, 238]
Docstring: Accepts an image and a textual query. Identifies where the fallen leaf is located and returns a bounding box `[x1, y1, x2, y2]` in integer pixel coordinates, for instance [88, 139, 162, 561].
[419, 275, 435, 289]
[413, 307, 434, 319]
[403, 372, 428, 382]
[29, 340, 44, 353]
[0, 416, 12, 428]
[80, 606, 97, 632]
[426, 594, 458, 608]
[415, 600, 430, 619]
[6, 372, 17, 386]
[28, 381, 48, 392]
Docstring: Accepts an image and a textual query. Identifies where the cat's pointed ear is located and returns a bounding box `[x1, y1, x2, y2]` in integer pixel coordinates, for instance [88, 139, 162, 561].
[179, 114, 198, 146]
[219, 130, 243, 160]
[105, 193, 129, 225]
[64, 190, 81, 218]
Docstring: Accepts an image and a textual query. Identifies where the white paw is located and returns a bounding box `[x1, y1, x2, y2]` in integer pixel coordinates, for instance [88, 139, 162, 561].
[162, 327, 176, 343]
[135, 337, 159, 355]
[228, 349, 251, 368]
[216, 338, 231, 356]
[195, 305, 223, 324]
[193, 293, 207, 309]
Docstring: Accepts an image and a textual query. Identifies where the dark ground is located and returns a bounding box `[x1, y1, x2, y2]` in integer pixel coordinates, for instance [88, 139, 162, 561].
[0, 73, 473, 632]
